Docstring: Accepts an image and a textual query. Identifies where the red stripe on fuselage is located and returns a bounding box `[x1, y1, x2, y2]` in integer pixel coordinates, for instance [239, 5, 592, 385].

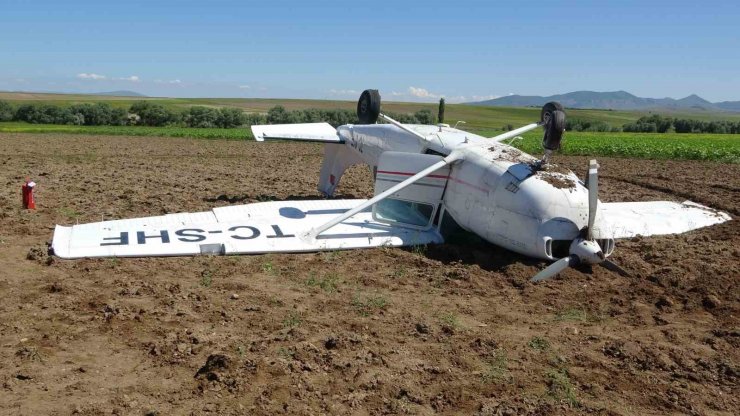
[376, 170, 449, 179]
[376, 170, 489, 194]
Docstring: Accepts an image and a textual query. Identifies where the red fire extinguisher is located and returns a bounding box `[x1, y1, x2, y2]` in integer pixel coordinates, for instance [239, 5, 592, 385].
[22, 179, 36, 209]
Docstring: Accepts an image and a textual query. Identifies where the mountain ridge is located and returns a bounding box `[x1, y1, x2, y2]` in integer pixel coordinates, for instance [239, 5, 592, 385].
[468, 91, 740, 112]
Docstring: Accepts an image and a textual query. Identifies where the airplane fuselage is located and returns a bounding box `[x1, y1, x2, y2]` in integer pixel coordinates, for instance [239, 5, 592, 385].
[327, 124, 609, 260]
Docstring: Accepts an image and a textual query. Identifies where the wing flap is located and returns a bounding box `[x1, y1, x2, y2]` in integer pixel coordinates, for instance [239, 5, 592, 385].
[52, 200, 442, 259]
[592, 200, 731, 239]
[251, 123, 340, 143]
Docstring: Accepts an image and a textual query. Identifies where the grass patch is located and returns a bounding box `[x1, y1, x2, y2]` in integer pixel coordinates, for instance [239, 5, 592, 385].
[306, 273, 339, 293]
[58, 206, 82, 220]
[236, 345, 246, 357]
[555, 308, 590, 322]
[319, 250, 342, 263]
[528, 336, 550, 351]
[481, 350, 509, 383]
[268, 297, 284, 307]
[391, 265, 408, 279]
[546, 369, 579, 407]
[277, 347, 295, 360]
[106, 257, 120, 269]
[411, 244, 427, 256]
[439, 312, 460, 329]
[283, 311, 302, 328]
[200, 270, 213, 288]
[352, 293, 389, 316]
[261, 260, 275, 274]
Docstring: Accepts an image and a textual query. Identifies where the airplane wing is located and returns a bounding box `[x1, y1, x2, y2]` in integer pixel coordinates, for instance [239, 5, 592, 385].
[592, 200, 731, 239]
[251, 123, 341, 143]
[51, 200, 442, 259]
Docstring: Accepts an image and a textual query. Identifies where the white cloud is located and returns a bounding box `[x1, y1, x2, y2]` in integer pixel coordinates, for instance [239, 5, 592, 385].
[470, 94, 499, 102]
[116, 75, 140, 82]
[445, 95, 468, 103]
[77, 73, 107, 80]
[408, 86, 438, 99]
[169, 79, 182, 84]
[329, 88, 358, 96]
[238, 85, 251, 89]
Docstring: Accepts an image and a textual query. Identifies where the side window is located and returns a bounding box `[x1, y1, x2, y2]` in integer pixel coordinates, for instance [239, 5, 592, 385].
[374, 198, 435, 228]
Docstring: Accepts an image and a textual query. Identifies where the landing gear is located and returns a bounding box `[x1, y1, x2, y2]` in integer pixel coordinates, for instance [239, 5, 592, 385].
[357, 89, 381, 124]
[540, 101, 566, 164]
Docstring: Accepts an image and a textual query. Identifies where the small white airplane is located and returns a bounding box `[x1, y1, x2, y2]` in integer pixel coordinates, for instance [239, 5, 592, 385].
[51, 90, 730, 281]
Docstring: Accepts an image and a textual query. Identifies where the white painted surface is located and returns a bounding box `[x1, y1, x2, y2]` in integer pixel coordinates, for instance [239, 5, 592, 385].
[52, 200, 442, 259]
[251, 123, 339, 142]
[593, 200, 731, 239]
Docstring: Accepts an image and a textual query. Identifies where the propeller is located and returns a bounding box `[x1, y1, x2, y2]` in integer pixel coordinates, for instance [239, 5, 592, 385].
[531, 256, 578, 282]
[586, 160, 598, 240]
[531, 160, 630, 282]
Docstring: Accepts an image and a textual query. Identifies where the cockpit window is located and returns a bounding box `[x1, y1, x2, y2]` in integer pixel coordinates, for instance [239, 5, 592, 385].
[374, 198, 435, 228]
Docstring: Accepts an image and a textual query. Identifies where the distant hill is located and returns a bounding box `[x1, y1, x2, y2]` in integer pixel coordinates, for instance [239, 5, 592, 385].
[715, 101, 740, 111]
[468, 91, 738, 112]
[89, 90, 146, 97]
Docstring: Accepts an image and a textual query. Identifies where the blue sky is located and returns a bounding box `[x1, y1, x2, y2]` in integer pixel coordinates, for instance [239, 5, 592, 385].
[1, 0, 738, 102]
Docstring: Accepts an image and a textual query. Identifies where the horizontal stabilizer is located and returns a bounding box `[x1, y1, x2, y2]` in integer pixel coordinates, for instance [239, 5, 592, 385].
[52, 200, 442, 259]
[251, 123, 340, 143]
[592, 200, 731, 239]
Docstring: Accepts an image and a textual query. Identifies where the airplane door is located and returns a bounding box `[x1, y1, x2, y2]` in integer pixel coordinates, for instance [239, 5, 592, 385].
[372, 151, 450, 230]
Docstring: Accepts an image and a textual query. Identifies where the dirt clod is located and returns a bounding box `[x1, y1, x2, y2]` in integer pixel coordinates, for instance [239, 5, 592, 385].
[703, 295, 721, 309]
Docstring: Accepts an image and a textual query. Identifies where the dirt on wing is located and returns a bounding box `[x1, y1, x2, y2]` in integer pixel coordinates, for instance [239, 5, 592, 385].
[0, 133, 738, 415]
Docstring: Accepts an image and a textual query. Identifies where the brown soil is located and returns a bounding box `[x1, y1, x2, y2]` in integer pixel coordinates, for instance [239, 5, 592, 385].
[0, 134, 738, 415]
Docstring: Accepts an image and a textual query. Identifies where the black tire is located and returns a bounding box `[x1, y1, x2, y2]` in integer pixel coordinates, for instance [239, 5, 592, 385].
[542, 110, 566, 151]
[357, 89, 381, 124]
[540, 101, 564, 124]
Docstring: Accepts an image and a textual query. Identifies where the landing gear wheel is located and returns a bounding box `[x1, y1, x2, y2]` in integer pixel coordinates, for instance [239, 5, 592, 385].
[357, 89, 381, 124]
[540, 101, 564, 124]
[542, 108, 566, 151]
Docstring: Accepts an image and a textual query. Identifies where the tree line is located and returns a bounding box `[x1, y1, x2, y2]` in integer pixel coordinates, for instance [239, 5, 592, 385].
[565, 114, 740, 134]
[0, 100, 435, 129]
[622, 114, 740, 134]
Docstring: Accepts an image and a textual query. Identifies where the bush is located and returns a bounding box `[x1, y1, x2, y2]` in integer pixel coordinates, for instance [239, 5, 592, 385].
[16, 104, 74, 124]
[69, 103, 127, 126]
[245, 113, 267, 125]
[129, 101, 179, 126]
[183, 106, 220, 128]
[217, 107, 246, 128]
[413, 109, 434, 124]
[0, 100, 14, 121]
[567, 118, 620, 132]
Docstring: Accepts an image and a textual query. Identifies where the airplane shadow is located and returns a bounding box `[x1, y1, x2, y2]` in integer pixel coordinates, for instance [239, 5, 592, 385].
[203, 193, 362, 204]
[419, 229, 543, 274]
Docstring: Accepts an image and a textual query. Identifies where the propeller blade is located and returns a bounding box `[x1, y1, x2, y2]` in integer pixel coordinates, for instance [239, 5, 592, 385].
[600, 259, 631, 277]
[587, 160, 599, 240]
[531, 256, 573, 282]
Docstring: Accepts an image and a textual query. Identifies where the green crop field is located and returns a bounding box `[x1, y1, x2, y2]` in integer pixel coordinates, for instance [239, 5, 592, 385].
[1, 121, 738, 163]
[0, 122, 251, 140]
[514, 131, 740, 163]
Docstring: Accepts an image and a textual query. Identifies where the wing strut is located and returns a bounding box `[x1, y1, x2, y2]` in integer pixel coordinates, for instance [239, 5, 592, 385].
[301, 151, 463, 241]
